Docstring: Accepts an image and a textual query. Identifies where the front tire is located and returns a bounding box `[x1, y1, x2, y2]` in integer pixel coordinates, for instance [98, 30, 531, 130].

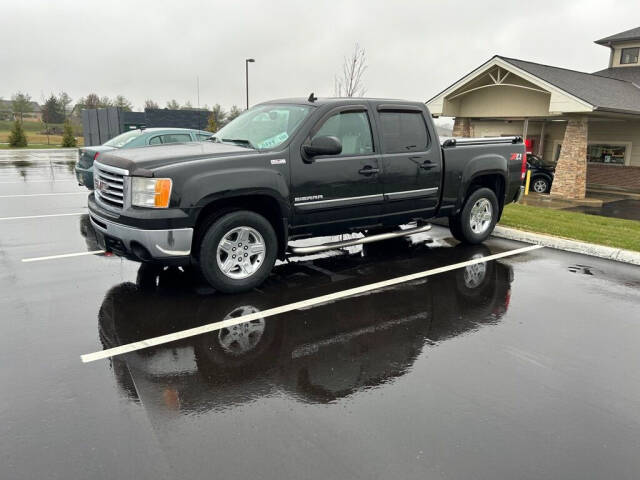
[199, 211, 277, 293]
[449, 187, 499, 244]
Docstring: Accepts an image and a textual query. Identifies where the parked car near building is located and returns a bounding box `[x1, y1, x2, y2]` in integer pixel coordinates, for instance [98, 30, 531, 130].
[75, 128, 213, 188]
[526, 154, 555, 193]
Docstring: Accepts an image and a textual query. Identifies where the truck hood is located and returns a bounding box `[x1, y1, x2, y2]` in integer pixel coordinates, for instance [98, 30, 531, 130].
[97, 142, 255, 175]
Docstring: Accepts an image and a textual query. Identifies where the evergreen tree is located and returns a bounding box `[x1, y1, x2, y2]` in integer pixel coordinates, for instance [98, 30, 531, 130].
[42, 94, 65, 123]
[206, 113, 218, 133]
[8, 119, 28, 147]
[61, 120, 77, 147]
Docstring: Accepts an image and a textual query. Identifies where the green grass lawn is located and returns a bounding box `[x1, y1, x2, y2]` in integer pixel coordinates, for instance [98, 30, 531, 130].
[499, 203, 640, 252]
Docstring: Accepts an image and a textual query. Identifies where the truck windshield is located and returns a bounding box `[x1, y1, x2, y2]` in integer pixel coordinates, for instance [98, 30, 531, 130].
[103, 129, 143, 148]
[212, 104, 313, 150]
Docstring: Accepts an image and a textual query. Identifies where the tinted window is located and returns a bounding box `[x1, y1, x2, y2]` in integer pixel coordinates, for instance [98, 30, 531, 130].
[379, 111, 429, 154]
[148, 136, 162, 145]
[197, 133, 212, 140]
[621, 47, 639, 64]
[313, 111, 373, 156]
[161, 133, 192, 144]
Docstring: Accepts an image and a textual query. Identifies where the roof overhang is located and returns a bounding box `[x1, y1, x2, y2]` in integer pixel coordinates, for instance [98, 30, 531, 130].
[426, 56, 594, 117]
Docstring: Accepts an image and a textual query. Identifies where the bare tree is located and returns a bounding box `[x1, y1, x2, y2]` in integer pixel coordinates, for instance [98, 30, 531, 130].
[11, 92, 33, 121]
[144, 99, 159, 110]
[334, 43, 367, 97]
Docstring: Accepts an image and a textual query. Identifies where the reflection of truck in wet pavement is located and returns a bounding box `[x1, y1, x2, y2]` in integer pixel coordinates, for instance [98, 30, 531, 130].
[88, 97, 526, 293]
[98, 241, 513, 409]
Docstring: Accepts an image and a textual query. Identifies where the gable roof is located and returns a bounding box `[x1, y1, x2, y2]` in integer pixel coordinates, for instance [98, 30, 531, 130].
[595, 26, 640, 45]
[498, 56, 640, 114]
[593, 66, 640, 85]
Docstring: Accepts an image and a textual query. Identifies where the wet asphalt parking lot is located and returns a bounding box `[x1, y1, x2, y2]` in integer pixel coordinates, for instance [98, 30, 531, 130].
[1, 151, 640, 480]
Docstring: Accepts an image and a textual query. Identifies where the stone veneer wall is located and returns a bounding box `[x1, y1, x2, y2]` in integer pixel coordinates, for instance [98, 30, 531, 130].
[452, 117, 471, 137]
[550, 117, 589, 199]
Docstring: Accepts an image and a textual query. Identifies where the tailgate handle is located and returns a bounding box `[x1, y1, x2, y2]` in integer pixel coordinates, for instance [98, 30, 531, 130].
[358, 166, 380, 175]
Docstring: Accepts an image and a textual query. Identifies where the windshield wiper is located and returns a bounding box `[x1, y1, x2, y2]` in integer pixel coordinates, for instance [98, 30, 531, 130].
[222, 138, 255, 149]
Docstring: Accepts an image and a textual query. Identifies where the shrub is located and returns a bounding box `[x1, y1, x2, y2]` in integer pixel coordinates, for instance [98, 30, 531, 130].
[8, 119, 28, 147]
[61, 120, 77, 147]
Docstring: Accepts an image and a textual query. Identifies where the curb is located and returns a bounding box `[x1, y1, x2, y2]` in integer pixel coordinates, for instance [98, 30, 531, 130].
[493, 226, 640, 266]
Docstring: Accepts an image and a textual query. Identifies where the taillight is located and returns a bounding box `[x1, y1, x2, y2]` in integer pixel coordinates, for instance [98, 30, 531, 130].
[520, 152, 527, 180]
[93, 152, 100, 161]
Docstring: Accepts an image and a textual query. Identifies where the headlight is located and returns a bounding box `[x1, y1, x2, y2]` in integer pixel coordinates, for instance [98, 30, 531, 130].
[131, 177, 172, 208]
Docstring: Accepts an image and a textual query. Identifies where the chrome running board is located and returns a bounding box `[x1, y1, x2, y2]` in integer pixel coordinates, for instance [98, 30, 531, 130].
[288, 224, 432, 255]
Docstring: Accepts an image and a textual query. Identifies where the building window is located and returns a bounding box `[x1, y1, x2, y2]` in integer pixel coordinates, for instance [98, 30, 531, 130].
[587, 144, 626, 165]
[620, 47, 639, 65]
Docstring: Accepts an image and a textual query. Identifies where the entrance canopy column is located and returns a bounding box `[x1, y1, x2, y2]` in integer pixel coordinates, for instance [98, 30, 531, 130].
[550, 117, 589, 199]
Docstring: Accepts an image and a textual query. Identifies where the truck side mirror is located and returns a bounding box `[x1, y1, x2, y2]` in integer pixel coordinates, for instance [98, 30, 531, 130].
[303, 136, 342, 161]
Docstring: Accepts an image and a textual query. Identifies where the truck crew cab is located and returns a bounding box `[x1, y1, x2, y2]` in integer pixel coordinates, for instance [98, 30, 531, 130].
[88, 96, 526, 293]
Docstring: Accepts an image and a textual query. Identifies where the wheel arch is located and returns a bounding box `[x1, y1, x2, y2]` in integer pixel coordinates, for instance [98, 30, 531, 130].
[192, 192, 288, 260]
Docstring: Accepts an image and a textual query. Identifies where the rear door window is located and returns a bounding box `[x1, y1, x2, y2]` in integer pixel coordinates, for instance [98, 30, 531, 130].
[379, 111, 430, 153]
[160, 133, 192, 144]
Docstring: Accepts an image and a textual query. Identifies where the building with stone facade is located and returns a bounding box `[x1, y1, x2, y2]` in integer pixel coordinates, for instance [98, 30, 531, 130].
[426, 26, 640, 199]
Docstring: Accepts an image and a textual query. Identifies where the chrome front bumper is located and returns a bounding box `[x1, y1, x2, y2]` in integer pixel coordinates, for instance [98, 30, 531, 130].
[90, 212, 193, 259]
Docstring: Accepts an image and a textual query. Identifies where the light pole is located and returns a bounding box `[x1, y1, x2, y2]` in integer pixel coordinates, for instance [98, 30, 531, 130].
[245, 58, 255, 110]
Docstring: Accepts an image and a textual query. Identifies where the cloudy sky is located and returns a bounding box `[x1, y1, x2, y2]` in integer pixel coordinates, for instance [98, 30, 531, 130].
[2, 0, 638, 112]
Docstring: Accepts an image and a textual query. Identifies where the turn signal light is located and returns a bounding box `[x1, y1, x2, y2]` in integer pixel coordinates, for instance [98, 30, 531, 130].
[154, 179, 172, 208]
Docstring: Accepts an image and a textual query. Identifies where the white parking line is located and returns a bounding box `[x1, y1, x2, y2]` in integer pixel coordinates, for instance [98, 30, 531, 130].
[22, 250, 105, 263]
[0, 212, 86, 221]
[0, 192, 86, 198]
[81, 244, 544, 363]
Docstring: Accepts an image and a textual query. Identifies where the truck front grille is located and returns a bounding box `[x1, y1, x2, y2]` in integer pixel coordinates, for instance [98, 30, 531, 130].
[94, 162, 127, 210]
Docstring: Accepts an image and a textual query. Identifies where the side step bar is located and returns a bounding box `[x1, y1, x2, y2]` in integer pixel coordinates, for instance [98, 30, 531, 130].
[288, 224, 432, 255]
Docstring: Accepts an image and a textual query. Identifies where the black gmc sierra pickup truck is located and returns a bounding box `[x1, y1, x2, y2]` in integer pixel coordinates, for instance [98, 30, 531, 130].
[88, 96, 525, 293]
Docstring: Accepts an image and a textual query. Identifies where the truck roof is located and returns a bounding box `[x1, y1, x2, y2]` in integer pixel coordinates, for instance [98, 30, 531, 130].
[261, 97, 426, 108]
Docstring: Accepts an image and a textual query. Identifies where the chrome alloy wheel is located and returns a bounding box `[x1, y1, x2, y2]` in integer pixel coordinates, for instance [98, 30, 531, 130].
[469, 198, 493, 234]
[218, 306, 265, 355]
[216, 226, 266, 280]
[463, 253, 487, 289]
[533, 179, 548, 193]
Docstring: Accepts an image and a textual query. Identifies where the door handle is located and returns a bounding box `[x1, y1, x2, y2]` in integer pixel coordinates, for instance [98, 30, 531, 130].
[420, 161, 436, 170]
[358, 166, 380, 175]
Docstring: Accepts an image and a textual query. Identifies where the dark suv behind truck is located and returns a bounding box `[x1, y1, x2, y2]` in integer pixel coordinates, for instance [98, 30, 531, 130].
[88, 96, 525, 293]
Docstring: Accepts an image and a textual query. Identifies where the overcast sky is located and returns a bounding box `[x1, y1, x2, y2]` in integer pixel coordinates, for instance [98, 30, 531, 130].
[1, 0, 638, 112]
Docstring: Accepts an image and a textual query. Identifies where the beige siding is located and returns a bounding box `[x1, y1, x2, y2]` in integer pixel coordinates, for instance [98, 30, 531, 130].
[588, 120, 640, 166]
[455, 86, 551, 118]
[610, 41, 640, 68]
[470, 118, 640, 167]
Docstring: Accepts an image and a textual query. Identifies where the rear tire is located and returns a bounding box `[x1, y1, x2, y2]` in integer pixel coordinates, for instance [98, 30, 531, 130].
[449, 187, 499, 244]
[198, 210, 277, 293]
